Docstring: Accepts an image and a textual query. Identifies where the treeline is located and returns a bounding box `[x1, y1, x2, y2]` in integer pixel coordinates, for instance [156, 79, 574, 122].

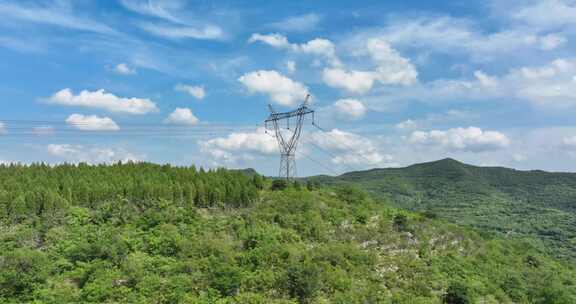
[0, 162, 263, 222]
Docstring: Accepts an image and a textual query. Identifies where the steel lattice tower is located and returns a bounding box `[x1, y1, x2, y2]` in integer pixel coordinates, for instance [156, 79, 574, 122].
[265, 95, 314, 181]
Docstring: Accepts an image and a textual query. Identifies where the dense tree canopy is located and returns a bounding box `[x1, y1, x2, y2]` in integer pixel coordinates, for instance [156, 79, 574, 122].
[0, 163, 575, 303]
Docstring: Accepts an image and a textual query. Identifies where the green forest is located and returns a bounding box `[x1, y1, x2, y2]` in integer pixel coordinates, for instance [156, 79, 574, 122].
[310, 158, 576, 262]
[1, 162, 576, 303]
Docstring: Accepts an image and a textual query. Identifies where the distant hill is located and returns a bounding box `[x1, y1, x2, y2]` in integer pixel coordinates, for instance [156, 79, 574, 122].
[309, 158, 576, 261]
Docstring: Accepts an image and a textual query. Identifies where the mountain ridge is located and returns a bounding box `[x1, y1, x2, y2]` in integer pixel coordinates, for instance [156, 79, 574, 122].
[307, 158, 576, 261]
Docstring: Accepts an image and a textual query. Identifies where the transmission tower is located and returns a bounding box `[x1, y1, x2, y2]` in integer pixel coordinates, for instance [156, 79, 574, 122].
[265, 95, 315, 181]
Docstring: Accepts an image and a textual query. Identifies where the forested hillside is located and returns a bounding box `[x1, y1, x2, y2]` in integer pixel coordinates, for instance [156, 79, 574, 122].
[1, 163, 575, 303]
[309, 158, 576, 261]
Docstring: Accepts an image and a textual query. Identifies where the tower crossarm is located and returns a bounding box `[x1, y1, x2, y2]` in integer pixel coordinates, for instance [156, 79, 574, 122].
[264, 106, 313, 123]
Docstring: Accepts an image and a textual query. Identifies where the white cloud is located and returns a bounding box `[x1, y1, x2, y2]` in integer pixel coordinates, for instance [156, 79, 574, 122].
[310, 129, 394, 166]
[333, 99, 367, 120]
[249, 33, 339, 66]
[512, 0, 576, 30]
[249, 33, 290, 48]
[238, 70, 309, 106]
[47, 88, 158, 115]
[114, 63, 136, 75]
[164, 108, 199, 125]
[365, 38, 418, 86]
[120, 0, 184, 23]
[175, 84, 206, 100]
[269, 13, 321, 32]
[506, 59, 576, 109]
[395, 119, 419, 130]
[473, 71, 498, 87]
[0, 2, 116, 35]
[139, 23, 224, 40]
[0, 122, 6, 134]
[536, 34, 566, 50]
[65, 114, 120, 131]
[371, 16, 567, 61]
[322, 68, 375, 94]
[200, 128, 277, 163]
[47, 144, 142, 164]
[121, 1, 224, 40]
[408, 127, 510, 152]
[299, 39, 338, 62]
[369, 59, 576, 111]
[322, 38, 416, 94]
[286, 60, 296, 74]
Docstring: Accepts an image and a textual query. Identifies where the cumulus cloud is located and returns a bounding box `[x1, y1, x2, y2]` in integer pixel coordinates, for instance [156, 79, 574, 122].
[200, 128, 277, 163]
[322, 38, 417, 94]
[510, 59, 576, 108]
[65, 114, 120, 131]
[249, 33, 339, 66]
[269, 13, 321, 32]
[322, 69, 375, 94]
[164, 108, 199, 125]
[47, 144, 142, 164]
[114, 63, 136, 75]
[371, 59, 576, 111]
[309, 129, 394, 166]
[175, 84, 205, 100]
[408, 127, 510, 152]
[365, 38, 418, 86]
[238, 70, 309, 106]
[464, 59, 576, 109]
[47, 89, 158, 115]
[333, 99, 367, 120]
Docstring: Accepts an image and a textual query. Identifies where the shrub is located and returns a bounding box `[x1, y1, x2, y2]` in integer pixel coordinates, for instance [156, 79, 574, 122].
[271, 180, 289, 191]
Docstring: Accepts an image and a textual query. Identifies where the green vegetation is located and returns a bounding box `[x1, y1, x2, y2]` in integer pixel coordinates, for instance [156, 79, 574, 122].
[1, 162, 575, 303]
[310, 158, 576, 261]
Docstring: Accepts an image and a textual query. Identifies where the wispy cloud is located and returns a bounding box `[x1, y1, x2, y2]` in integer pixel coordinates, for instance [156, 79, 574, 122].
[120, 0, 185, 23]
[139, 23, 224, 40]
[269, 13, 321, 32]
[0, 36, 43, 53]
[0, 2, 117, 35]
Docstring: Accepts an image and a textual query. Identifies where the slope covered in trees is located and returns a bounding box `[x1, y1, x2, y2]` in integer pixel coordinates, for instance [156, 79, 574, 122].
[309, 158, 576, 261]
[1, 163, 575, 303]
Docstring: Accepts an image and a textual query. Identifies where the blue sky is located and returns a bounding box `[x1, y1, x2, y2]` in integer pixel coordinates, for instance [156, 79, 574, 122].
[2, 0, 576, 176]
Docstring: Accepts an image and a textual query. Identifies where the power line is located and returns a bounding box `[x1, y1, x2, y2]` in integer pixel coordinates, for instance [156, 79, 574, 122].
[0, 119, 252, 127]
[302, 137, 361, 173]
[311, 124, 378, 168]
[296, 149, 341, 176]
